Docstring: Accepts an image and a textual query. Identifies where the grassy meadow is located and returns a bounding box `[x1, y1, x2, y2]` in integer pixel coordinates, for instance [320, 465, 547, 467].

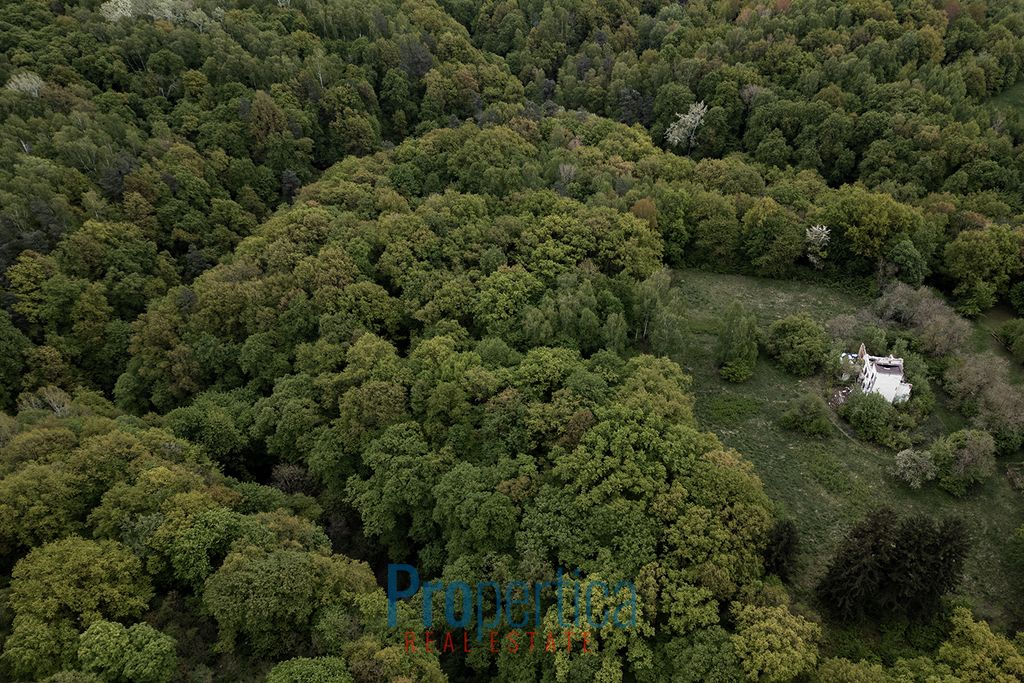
[990, 81, 1024, 113]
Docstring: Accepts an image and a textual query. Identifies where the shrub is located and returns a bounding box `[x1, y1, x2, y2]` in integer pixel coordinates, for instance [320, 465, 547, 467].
[892, 449, 937, 489]
[764, 314, 829, 376]
[780, 394, 832, 437]
[840, 391, 903, 448]
[929, 429, 996, 497]
[716, 302, 758, 382]
[998, 319, 1024, 364]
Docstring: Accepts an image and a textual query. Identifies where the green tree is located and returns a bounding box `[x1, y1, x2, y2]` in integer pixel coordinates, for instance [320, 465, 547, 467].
[9, 537, 152, 629]
[840, 392, 901, 447]
[346, 422, 449, 565]
[659, 626, 745, 682]
[475, 265, 543, 341]
[764, 520, 800, 583]
[602, 311, 628, 354]
[265, 657, 352, 683]
[887, 238, 929, 287]
[632, 268, 685, 353]
[3, 537, 153, 679]
[730, 603, 820, 683]
[929, 429, 997, 497]
[78, 621, 177, 683]
[937, 607, 1024, 682]
[999, 319, 1024, 364]
[944, 225, 1024, 315]
[201, 545, 375, 657]
[764, 315, 829, 376]
[0, 616, 80, 680]
[816, 508, 969, 622]
[0, 309, 29, 408]
[813, 658, 889, 683]
[0, 463, 86, 554]
[716, 302, 758, 382]
[740, 198, 805, 277]
[821, 186, 925, 272]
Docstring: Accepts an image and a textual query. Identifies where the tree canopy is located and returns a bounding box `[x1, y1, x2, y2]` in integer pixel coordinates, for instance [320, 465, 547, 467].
[4, 0, 1024, 680]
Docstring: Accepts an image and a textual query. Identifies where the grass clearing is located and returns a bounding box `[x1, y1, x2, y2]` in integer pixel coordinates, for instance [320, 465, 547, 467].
[669, 270, 1024, 640]
[989, 81, 1024, 113]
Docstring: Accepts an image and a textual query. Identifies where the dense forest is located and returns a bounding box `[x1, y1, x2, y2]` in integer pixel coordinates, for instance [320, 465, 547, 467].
[3, 0, 1024, 681]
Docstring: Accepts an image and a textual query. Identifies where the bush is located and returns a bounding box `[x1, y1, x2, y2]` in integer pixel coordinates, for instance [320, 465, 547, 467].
[765, 314, 829, 376]
[780, 394, 832, 437]
[716, 302, 758, 382]
[998, 319, 1024, 364]
[929, 429, 996, 497]
[891, 449, 937, 489]
[840, 391, 902, 447]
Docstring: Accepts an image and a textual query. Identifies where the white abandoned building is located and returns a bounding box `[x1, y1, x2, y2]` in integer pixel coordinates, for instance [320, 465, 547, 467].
[840, 343, 912, 403]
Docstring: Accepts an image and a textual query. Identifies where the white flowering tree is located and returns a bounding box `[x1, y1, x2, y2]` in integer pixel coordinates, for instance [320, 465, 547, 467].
[805, 224, 830, 269]
[101, 0, 191, 22]
[665, 101, 708, 152]
[5, 72, 44, 98]
[99, 0, 133, 20]
[892, 448, 937, 489]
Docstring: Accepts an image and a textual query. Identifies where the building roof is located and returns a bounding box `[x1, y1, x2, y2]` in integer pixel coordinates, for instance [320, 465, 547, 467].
[872, 359, 904, 375]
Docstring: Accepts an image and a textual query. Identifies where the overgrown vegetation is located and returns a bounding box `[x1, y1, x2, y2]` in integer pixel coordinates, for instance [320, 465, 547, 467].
[674, 270, 1024, 657]
[780, 393, 832, 437]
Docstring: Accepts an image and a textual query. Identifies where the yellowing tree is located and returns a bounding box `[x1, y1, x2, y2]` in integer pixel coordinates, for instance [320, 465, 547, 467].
[730, 603, 820, 683]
